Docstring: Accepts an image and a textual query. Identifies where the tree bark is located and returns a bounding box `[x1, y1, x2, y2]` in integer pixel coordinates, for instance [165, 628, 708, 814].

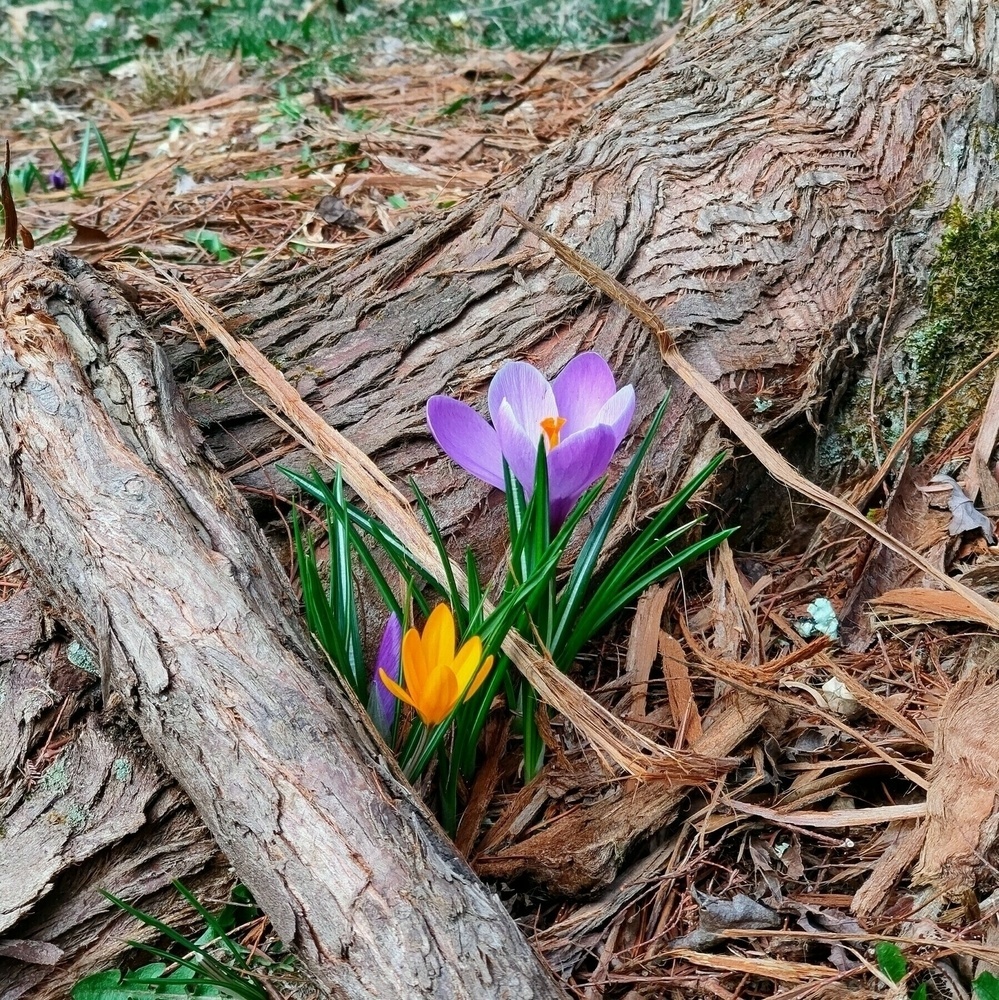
[184, 0, 998, 550]
[0, 249, 566, 999]
[2, 0, 998, 993]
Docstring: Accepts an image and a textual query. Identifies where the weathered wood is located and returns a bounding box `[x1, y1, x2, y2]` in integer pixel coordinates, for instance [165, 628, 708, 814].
[184, 0, 998, 559]
[0, 249, 566, 999]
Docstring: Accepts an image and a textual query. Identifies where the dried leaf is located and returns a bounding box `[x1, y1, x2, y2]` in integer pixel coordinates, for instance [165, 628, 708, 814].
[927, 473, 996, 544]
[315, 194, 363, 229]
[71, 222, 111, 246]
[670, 889, 780, 951]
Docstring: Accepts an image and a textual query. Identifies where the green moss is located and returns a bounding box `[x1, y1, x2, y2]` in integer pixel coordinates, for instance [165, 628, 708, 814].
[827, 204, 999, 467]
[926, 204, 999, 337]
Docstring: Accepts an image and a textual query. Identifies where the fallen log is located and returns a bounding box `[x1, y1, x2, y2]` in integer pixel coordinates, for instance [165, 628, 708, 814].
[0, 248, 566, 999]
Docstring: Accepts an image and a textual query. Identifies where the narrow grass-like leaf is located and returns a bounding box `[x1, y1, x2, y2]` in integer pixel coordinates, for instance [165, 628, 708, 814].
[529, 439, 550, 562]
[346, 505, 433, 617]
[330, 469, 365, 697]
[455, 652, 511, 775]
[346, 519, 404, 621]
[465, 548, 483, 633]
[279, 467, 438, 614]
[74, 122, 92, 191]
[172, 880, 248, 969]
[292, 511, 350, 676]
[49, 139, 81, 195]
[562, 528, 736, 663]
[411, 478, 465, 631]
[583, 518, 705, 617]
[93, 125, 118, 180]
[117, 944, 262, 999]
[116, 129, 137, 175]
[282, 466, 428, 613]
[100, 891, 233, 982]
[504, 459, 530, 591]
[550, 392, 671, 652]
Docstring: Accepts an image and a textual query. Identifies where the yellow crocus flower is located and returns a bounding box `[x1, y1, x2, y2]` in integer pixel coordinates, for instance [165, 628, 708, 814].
[378, 604, 494, 727]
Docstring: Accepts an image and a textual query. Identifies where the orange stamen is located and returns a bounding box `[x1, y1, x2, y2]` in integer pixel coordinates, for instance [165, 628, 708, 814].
[540, 415, 567, 450]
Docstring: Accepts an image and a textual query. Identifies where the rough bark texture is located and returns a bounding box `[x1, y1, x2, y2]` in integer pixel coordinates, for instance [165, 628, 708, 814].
[0, 586, 237, 1000]
[181, 0, 998, 553]
[0, 249, 565, 1000]
[2, 0, 998, 993]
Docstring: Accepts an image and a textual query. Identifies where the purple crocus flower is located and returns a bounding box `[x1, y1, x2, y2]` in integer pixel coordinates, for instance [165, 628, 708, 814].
[48, 169, 67, 191]
[367, 613, 402, 738]
[427, 352, 635, 525]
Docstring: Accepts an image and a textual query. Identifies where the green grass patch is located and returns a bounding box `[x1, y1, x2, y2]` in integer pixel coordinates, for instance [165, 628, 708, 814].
[1, 0, 682, 100]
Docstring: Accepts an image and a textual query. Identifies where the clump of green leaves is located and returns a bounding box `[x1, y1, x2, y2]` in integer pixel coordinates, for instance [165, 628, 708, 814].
[507, 399, 731, 776]
[72, 882, 291, 1000]
[284, 393, 732, 831]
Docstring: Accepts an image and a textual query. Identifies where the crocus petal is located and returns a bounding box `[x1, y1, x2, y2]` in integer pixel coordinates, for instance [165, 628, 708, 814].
[551, 352, 618, 437]
[547, 424, 616, 504]
[463, 655, 494, 703]
[495, 398, 544, 495]
[378, 668, 417, 713]
[422, 604, 456, 676]
[422, 662, 459, 726]
[451, 635, 484, 691]
[593, 384, 636, 448]
[488, 361, 556, 435]
[427, 395, 506, 490]
[402, 626, 430, 694]
[369, 614, 402, 736]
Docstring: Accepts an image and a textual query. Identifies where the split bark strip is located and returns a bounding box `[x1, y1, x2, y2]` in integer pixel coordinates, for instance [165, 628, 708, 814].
[119, 259, 728, 785]
[0, 248, 567, 1000]
[504, 209, 999, 632]
[476, 689, 771, 895]
[726, 800, 927, 830]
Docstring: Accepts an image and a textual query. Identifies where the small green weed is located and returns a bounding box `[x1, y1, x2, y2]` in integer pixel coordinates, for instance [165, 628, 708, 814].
[50, 122, 137, 195]
[8, 160, 46, 198]
[977, 971, 999, 999]
[71, 881, 291, 1000]
[185, 229, 235, 262]
[875, 942, 925, 1000]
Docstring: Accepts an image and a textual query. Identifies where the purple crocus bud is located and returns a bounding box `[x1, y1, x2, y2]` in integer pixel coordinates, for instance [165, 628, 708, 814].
[427, 352, 636, 525]
[48, 169, 67, 191]
[367, 613, 402, 738]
